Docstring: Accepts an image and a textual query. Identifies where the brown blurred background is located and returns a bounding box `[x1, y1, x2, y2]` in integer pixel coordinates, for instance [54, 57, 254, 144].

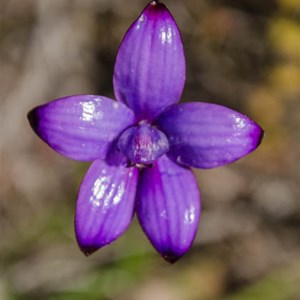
[1, 0, 300, 299]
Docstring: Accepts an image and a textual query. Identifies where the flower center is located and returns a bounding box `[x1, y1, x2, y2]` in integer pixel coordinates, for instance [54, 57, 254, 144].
[118, 123, 169, 166]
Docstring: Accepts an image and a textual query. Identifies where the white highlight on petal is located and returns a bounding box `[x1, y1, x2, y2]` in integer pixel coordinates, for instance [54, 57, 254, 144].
[89, 173, 126, 209]
[184, 207, 196, 224]
[176, 156, 182, 164]
[167, 27, 173, 43]
[136, 15, 145, 30]
[81, 101, 103, 121]
[113, 181, 125, 205]
[90, 176, 110, 207]
[234, 116, 247, 129]
[113, 102, 120, 109]
[160, 27, 173, 44]
[139, 15, 145, 23]
[161, 30, 167, 43]
[104, 183, 116, 208]
[160, 210, 167, 219]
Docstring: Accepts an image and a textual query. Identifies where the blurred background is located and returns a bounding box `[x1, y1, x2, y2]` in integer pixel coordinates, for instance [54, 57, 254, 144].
[1, 0, 300, 299]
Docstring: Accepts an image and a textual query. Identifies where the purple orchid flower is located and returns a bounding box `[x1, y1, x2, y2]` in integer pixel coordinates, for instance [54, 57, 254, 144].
[28, 1, 263, 263]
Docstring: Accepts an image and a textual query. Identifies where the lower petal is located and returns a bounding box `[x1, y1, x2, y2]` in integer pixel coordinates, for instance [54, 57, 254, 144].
[75, 158, 138, 255]
[136, 155, 200, 263]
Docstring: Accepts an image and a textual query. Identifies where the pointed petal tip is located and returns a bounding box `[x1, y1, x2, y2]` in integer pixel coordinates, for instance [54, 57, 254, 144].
[27, 107, 34, 122]
[162, 252, 182, 264]
[160, 244, 192, 263]
[76, 233, 111, 257]
[79, 245, 98, 257]
[245, 121, 264, 158]
[76, 232, 110, 257]
[252, 123, 264, 149]
[27, 107, 39, 132]
[142, 2, 177, 29]
[145, 1, 168, 14]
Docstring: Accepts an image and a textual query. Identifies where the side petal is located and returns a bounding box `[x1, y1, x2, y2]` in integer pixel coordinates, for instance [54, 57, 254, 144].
[113, 2, 186, 121]
[28, 95, 135, 161]
[156, 102, 264, 169]
[136, 155, 200, 263]
[75, 159, 138, 255]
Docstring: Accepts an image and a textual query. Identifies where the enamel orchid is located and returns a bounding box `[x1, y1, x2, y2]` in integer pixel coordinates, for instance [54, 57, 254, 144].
[28, 1, 263, 263]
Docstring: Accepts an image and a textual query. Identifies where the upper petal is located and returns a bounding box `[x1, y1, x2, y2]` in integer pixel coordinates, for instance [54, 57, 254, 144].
[136, 155, 200, 263]
[75, 158, 138, 255]
[113, 2, 186, 121]
[156, 102, 263, 169]
[28, 95, 135, 161]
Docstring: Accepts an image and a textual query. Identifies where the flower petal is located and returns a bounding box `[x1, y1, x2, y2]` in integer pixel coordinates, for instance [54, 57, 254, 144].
[113, 2, 186, 121]
[136, 155, 200, 263]
[156, 102, 264, 169]
[28, 95, 135, 161]
[75, 158, 138, 255]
